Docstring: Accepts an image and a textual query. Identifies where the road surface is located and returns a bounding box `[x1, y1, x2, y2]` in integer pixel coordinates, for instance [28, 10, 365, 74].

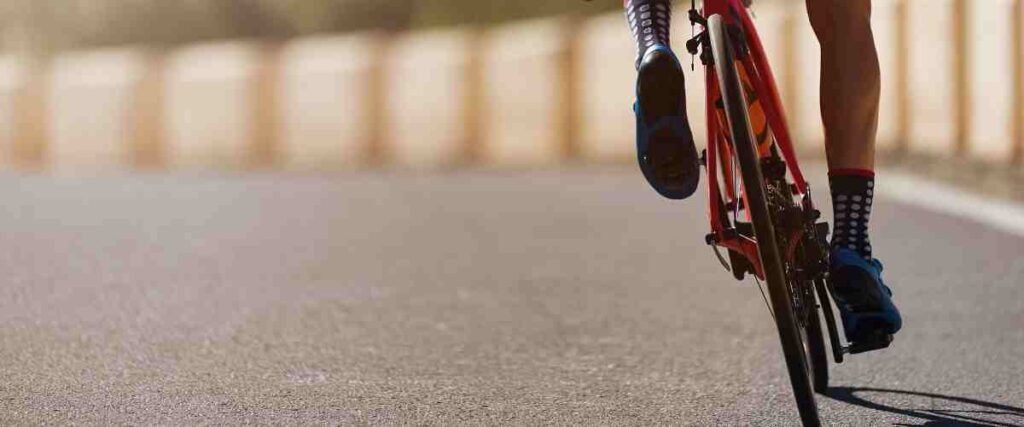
[1, 169, 1022, 425]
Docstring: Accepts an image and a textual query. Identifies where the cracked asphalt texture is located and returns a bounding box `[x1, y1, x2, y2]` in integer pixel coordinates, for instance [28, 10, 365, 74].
[1, 169, 1022, 425]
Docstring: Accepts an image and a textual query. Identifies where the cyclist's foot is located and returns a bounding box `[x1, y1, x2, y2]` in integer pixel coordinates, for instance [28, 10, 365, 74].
[634, 45, 700, 200]
[830, 248, 903, 351]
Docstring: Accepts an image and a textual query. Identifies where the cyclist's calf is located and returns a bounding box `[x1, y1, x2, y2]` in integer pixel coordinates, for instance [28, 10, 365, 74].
[805, 0, 873, 45]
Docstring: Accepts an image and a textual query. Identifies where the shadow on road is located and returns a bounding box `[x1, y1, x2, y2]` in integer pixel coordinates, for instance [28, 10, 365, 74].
[827, 387, 1024, 426]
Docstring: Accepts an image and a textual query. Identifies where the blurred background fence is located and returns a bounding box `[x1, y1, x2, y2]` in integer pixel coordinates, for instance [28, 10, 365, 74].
[0, 0, 1020, 172]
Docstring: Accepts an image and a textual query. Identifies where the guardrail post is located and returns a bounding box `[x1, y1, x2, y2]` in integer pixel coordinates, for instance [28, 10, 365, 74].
[894, 0, 910, 153]
[1014, 0, 1024, 165]
[559, 15, 582, 161]
[250, 43, 281, 169]
[463, 26, 485, 165]
[13, 58, 48, 170]
[367, 33, 390, 167]
[952, 0, 970, 156]
[130, 52, 165, 170]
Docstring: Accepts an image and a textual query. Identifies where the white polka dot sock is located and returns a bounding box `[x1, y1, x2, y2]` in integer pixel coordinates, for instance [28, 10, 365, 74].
[830, 172, 875, 260]
[624, 0, 673, 68]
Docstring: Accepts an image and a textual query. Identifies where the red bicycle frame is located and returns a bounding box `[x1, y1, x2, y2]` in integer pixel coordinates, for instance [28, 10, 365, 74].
[700, 0, 812, 279]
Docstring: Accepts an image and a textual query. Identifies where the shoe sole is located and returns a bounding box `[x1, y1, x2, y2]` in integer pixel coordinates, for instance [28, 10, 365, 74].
[638, 52, 699, 199]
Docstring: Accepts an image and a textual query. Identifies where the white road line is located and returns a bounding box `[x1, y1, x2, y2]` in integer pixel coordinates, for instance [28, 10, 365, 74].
[878, 169, 1024, 238]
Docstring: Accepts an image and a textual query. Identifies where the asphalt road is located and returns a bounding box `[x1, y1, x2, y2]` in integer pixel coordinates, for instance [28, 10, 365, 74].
[1, 168, 1022, 425]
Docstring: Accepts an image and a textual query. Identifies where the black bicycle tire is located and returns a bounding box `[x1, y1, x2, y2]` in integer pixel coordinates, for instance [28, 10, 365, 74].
[707, 14, 821, 427]
[776, 167, 829, 394]
[806, 288, 829, 393]
[772, 146, 830, 394]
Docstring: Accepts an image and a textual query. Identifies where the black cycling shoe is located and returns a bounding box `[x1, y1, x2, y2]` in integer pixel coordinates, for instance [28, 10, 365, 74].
[634, 45, 700, 200]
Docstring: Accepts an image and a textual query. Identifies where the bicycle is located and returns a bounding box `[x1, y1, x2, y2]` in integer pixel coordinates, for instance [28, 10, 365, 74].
[682, 0, 894, 424]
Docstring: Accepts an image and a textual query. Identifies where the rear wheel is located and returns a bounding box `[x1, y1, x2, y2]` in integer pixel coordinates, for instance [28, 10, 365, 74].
[805, 287, 830, 393]
[707, 14, 820, 426]
[781, 164, 830, 394]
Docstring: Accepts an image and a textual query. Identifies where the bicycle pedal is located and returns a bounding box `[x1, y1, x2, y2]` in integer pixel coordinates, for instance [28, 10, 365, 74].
[846, 333, 893, 355]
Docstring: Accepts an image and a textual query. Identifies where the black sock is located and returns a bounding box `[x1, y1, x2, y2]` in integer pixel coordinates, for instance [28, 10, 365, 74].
[624, 0, 673, 67]
[830, 170, 876, 260]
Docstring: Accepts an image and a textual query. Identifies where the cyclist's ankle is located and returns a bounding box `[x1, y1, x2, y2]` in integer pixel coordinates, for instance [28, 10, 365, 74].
[625, 0, 674, 68]
[828, 169, 876, 261]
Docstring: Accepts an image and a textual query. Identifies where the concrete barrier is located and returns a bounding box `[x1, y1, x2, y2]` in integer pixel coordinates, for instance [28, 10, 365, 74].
[278, 34, 378, 170]
[164, 42, 261, 169]
[385, 28, 472, 168]
[1, 3, 1021, 174]
[966, 0, 1017, 163]
[481, 18, 567, 166]
[47, 49, 147, 171]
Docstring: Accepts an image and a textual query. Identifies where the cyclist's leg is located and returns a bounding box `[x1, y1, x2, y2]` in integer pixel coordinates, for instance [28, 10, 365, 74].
[807, 0, 880, 260]
[806, 0, 880, 171]
[625, 0, 700, 200]
[806, 0, 901, 344]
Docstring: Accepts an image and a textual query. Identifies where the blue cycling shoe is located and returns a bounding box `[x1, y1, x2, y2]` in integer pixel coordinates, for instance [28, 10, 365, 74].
[830, 248, 903, 347]
[634, 45, 700, 200]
